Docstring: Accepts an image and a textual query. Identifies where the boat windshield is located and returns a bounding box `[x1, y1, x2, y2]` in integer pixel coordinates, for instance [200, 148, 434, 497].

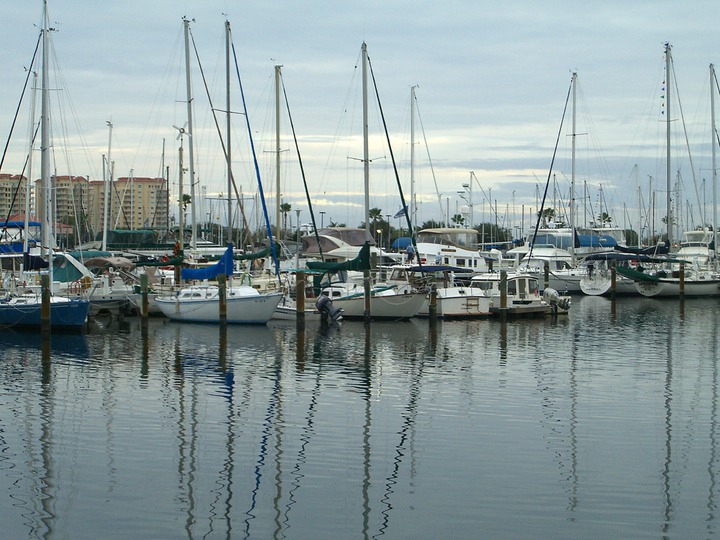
[417, 229, 478, 249]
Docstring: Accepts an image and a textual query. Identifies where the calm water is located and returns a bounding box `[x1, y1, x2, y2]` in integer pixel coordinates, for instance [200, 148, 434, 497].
[1, 296, 718, 539]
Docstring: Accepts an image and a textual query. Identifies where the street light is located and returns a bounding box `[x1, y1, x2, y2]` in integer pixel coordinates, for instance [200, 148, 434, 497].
[376, 228, 383, 251]
[462, 181, 473, 228]
[458, 189, 470, 229]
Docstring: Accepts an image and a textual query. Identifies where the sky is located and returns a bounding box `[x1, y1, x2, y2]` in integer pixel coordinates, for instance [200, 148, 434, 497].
[3, 1, 720, 240]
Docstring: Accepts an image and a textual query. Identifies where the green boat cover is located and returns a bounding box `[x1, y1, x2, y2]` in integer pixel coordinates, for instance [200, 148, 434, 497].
[616, 265, 660, 282]
[306, 242, 371, 272]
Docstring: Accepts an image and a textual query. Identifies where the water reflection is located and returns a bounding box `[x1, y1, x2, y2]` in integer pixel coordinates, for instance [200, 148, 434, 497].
[0, 328, 88, 361]
[2, 299, 720, 538]
[709, 306, 719, 537]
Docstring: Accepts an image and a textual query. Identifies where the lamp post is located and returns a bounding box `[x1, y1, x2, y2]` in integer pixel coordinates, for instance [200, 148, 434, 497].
[376, 228, 383, 251]
[462, 181, 473, 228]
[458, 187, 471, 229]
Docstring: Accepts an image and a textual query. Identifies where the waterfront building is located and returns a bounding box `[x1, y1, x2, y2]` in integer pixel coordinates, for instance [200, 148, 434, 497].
[88, 176, 168, 234]
[0, 174, 31, 219]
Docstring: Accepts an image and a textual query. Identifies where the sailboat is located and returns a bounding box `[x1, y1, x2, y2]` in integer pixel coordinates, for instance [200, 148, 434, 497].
[617, 46, 720, 297]
[306, 43, 425, 320]
[154, 243, 282, 323]
[400, 87, 491, 317]
[0, 1, 90, 329]
[153, 18, 282, 324]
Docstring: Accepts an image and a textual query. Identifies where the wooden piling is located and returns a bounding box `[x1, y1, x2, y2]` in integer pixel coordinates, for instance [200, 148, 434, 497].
[218, 274, 227, 324]
[140, 274, 149, 319]
[428, 285, 437, 321]
[296, 271, 306, 329]
[499, 270, 508, 323]
[41, 273, 51, 331]
[679, 262, 685, 299]
[363, 269, 371, 323]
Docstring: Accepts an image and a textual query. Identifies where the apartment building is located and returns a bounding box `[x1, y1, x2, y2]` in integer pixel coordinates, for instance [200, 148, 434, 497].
[88, 176, 168, 234]
[0, 174, 31, 220]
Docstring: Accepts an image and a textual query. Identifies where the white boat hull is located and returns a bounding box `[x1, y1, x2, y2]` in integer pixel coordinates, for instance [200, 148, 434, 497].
[155, 287, 283, 324]
[417, 287, 491, 318]
[634, 277, 720, 297]
[579, 274, 639, 296]
[272, 301, 323, 321]
[330, 291, 426, 320]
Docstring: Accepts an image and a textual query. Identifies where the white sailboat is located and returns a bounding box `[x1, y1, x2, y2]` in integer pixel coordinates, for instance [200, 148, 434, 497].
[305, 43, 426, 320]
[618, 48, 720, 298]
[153, 19, 283, 324]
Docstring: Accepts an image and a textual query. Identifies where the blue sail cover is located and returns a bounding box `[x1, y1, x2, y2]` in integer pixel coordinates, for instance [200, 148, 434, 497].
[181, 244, 234, 280]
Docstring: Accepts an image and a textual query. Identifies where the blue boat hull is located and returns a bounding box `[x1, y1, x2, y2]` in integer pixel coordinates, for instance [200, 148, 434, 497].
[0, 299, 90, 329]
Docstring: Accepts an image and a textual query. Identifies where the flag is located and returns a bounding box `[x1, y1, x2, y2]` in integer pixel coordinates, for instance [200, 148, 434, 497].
[393, 206, 407, 219]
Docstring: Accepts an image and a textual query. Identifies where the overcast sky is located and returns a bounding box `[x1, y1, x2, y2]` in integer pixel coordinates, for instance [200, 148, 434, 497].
[3, 1, 720, 235]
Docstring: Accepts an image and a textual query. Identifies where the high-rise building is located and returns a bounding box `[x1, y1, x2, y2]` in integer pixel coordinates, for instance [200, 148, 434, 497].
[0, 174, 31, 220]
[88, 176, 168, 235]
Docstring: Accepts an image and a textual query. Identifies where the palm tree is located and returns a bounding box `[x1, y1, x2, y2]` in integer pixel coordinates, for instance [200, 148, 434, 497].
[451, 213, 465, 227]
[182, 194, 191, 230]
[538, 207, 555, 227]
[280, 202, 292, 239]
[597, 212, 612, 226]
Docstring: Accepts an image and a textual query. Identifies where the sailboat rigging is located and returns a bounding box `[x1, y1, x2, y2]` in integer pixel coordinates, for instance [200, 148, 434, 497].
[0, 0, 90, 329]
[153, 17, 283, 324]
[306, 43, 425, 320]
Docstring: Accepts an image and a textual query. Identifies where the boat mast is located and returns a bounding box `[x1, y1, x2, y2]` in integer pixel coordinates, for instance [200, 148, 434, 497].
[712, 63, 718, 269]
[177, 132, 185, 250]
[665, 43, 673, 249]
[102, 120, 112, 251]
[23, 70, 38, 256]
[40, 0, 54, 289]
[225, 20, 232, 244]
[275, 64, 282, 241]
[361, 42, 371, 321]
[410, 85, 417, 233]
[183, 17, 197, 250]
[362, 42, 370, 235]
[570, 71, 577, 265]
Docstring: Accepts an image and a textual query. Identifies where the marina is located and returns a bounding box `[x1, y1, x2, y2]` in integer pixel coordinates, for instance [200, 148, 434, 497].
[2, 4, 720, 537]
[1, 296, 719, 538]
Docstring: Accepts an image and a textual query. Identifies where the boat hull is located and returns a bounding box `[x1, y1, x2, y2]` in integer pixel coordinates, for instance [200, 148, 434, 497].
[489, 300, 552, 317]
[272, 302, 323, 321]
[635, 277, 720, 297]
[417, 287, 491, 318]
[155, 291, 283, 324]
[330, 292, 425, 320]
[579, 274, 639, 296]
[0, 296, 90, 329]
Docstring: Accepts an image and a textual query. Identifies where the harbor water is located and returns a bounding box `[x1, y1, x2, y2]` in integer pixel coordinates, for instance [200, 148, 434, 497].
[1, 296, 719, 539]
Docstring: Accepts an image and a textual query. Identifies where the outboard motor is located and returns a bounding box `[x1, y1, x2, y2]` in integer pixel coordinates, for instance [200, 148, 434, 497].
[316, 294, 343, 324]
[543, 287, 572, 312]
